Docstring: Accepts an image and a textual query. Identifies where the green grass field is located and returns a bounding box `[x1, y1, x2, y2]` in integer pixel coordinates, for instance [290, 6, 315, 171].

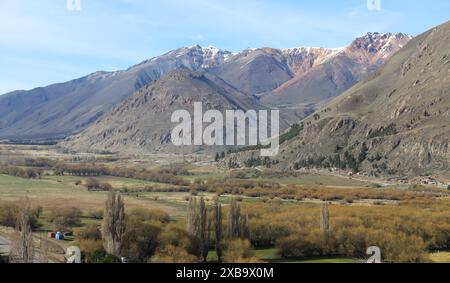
[0, 174, 186, 217]
[207, 248, 357, 263]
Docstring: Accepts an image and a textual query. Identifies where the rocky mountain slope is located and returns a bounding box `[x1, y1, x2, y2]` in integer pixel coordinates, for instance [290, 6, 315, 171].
[62, 70, 269, 154]
[0, 34, 409, 142]
[243, 21, 450, 177]
[261, 32, 411, 106]
[0, 46, 231, 140]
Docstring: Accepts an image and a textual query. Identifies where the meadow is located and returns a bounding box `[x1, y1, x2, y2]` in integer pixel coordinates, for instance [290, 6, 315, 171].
[0, 144, 449, 263]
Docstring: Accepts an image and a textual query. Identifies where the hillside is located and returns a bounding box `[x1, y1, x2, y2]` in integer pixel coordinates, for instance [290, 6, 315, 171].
[261, 33, 411, 106]
[262, 21, 450, 177]
[0, 35, 409, 141]
[62, 70, 268, 154]
[0, 46, 232, 140]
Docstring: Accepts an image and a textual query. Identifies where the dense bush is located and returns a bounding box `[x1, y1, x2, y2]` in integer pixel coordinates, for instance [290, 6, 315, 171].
[84, 179, 112, 191]
[121, 210, 167, 262]
[48, 207, 82, 231]
[78, 239, 104, 263]
[151, 225, 200, 263]
[0, 202, 42, 229]
[24, 158, 54, 168]
[0, 166, 43, 179]
[367, 123, 398, 139]
[53, 163, 190, 186]
[223, 239, 260, 263]
[199, 179, 436, 202]
[151, 245, 199, 263]
[241, 200, 450, 263]
[87, 209, 103, 220]
[127, 208, 171, 224]
[77, 224, 102, 241]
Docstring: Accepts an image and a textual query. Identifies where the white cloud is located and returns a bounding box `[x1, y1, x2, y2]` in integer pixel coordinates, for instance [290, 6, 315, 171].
[0, 0, 421, 92]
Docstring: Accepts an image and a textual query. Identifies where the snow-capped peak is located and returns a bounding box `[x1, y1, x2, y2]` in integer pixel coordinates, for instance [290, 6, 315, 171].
[348, 32, 412, 63]
[138, 32, 412, 72]
[164, 45, 235, 68]
[352, 32, 412, 52]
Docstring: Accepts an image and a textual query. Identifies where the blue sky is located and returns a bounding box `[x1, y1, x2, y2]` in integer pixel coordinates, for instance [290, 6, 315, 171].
[0, 0, 449, 95]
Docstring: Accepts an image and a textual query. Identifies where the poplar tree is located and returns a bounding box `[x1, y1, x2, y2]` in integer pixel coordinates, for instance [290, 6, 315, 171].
[241, 214, 250, 240]
[320, 202, 331, 236]
[199, 197, 208, 262]
[10, 198, 34, 263]
[320, 202, 332, 253]
[186, 195, 208, 261]
[213, 198, 223, 262]
[102, 191, 126, 256]
[186, 196, 198, 236]
[228, 198, 241, 238]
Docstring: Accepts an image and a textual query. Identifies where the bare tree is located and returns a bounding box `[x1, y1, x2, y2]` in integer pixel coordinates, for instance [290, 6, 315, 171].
[10, 198, 34, 263]
[213, 198, 223, 263]
[203, 208, 212, 263]
[198, 197, 208, 262]
[228, 198, 241, 238]
[38, 232, 49, 263]
[320, 202, 331, 236]
[241, 214, 250, 240]
[186, 195, 209, 261]
[186, 195, 198, 237]
[102, 191, 126, 256]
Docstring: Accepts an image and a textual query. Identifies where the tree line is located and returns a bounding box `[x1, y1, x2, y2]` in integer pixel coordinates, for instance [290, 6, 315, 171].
[76, 193, 256, 263]
[53, 163, 190, 186]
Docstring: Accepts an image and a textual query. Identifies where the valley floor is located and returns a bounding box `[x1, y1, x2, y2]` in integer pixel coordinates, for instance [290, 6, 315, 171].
[0, 144, 449, 263]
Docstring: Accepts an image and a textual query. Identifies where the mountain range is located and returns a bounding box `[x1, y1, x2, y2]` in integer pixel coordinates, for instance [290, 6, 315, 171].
[230, 21, 450, 177]
[62, 70, 267, 154]
[0, 33, 409, 143]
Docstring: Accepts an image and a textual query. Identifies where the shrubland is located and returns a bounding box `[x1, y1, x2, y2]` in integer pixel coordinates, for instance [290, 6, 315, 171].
[243, 200, 450, 262]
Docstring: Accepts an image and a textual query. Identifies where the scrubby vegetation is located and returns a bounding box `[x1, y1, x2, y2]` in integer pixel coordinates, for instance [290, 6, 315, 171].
[244, 200, 450, 263]
[226, 123, 304, 155]
[0, 202, 42, 229]
[367, 123, 398, 139]
[54, 163, 190, 186]
[1, 145, 449, 264]
[294, 151, 359, 172]
[0, 166, 43, 179]
[244, 157, 279, 168]
[84, 179, 113, 191]
[78, 197, 450, 263]
[189, 178, 438, 202]
[48, 207, 82, 231]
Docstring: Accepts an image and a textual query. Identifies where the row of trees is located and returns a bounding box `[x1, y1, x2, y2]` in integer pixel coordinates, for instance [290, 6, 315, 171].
[5, 194, 448, 263]
[197, 179, 434, 202]
[0, 198, 353, 263]
[244, 157, 279, 168]
[0, 166, 43, 179]
[80, 193, 254, 263]
[294, 151, 359, 172]
[186, 197, 250, 262]
[53, 163, 190, 186]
